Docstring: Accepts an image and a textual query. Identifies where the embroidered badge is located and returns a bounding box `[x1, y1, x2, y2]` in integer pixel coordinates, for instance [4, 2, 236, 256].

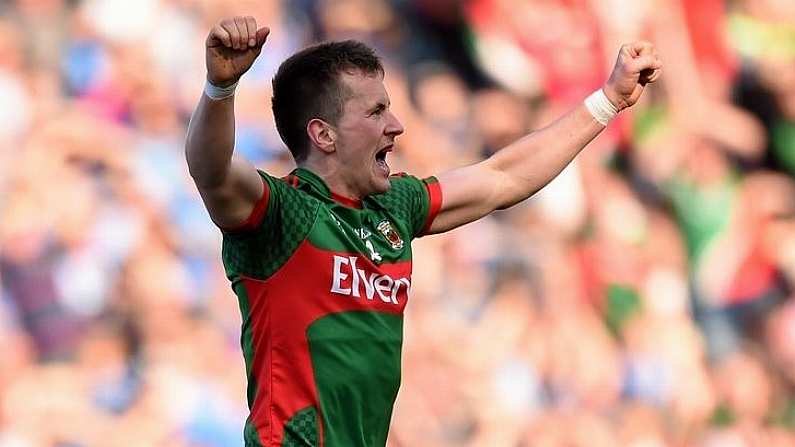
[377, 220, 404, 250]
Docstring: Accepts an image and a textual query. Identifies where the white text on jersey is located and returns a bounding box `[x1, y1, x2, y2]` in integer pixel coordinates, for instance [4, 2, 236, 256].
[330, 255, 410, 304]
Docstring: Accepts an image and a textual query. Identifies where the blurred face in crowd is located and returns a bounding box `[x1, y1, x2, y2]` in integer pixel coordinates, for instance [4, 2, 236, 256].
[331, 71, 404, 197]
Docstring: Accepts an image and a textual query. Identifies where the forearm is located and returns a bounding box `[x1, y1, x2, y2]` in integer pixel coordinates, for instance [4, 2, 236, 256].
[430, 42, 660, 234]
[486, 39, 662, 198]
[485, 103, 605, 208]
[185, 93, 237, 188]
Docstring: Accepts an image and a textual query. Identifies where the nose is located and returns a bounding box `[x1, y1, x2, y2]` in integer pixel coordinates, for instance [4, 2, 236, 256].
[385, 110, 404, 137]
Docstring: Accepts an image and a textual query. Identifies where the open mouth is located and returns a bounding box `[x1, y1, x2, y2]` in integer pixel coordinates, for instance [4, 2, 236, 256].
[375, 145, 392, 175]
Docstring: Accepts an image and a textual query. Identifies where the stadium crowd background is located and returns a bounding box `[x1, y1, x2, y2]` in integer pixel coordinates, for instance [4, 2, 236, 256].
[2, 0, 795, 445]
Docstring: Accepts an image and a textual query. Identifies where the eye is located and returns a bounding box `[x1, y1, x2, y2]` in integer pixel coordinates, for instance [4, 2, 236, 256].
[370, 104, 386, 117]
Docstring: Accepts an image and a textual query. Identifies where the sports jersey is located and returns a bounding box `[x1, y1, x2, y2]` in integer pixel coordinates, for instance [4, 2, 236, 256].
[221, 167, 442, 447]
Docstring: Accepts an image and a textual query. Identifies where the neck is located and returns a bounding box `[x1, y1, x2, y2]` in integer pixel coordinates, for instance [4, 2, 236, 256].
[299, 160, 363, 201]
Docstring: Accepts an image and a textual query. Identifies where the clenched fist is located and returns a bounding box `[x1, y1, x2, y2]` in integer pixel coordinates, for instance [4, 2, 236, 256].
[206, 16, 270, 87]
[603, 41, 663, 111]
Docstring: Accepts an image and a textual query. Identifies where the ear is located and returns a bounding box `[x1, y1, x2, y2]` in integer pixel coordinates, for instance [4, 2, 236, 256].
[307, 118, 336, 154]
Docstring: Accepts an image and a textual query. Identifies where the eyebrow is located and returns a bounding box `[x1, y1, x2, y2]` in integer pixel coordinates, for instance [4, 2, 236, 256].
[369, 100, 390, 112]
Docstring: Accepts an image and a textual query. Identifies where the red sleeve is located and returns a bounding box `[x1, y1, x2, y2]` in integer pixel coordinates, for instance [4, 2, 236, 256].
[221, 177, 270, 233]
[419, 179, 443, 236]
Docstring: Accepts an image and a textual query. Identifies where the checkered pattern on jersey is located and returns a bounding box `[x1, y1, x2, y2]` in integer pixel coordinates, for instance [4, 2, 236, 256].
[222, 172, 319, 280]
[281, 406, 319, 447]
[370, 174, 429, 239]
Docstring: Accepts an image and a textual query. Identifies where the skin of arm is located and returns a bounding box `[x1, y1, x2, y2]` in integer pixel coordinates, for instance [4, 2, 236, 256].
[428, 41, 663, 234]
[185, 16, 270, 229]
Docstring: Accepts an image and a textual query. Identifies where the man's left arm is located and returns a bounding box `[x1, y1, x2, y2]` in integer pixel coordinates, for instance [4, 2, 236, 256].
[427, 41, 662, 234]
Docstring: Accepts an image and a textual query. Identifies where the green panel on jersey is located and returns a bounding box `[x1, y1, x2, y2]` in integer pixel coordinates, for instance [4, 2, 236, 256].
[244, 421, 264, 447]
[222, 172, 319, 280]
[371, 175, 432, 239]
[306, 204, 414, 264]
[307, 311, 403, 447]
[223, 169, 433, 278]
[305, 174, 433, 263]
[232, 280, 258, 407]
[282, 406, 319, 447]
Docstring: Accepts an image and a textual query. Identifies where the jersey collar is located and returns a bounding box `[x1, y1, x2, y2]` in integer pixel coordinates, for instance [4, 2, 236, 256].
[292, 167, 364, 209]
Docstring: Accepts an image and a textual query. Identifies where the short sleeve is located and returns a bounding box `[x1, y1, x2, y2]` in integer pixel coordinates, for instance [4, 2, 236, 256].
[221, 170, 318, 280]
[219, 172, 273, 234]
[375, 174, 443, 240]
[220, 170, 279, 235]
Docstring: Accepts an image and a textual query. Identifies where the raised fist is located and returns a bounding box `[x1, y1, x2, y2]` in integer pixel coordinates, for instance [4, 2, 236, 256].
[603, 41, 663, 111]
[206, 16, 270, 87]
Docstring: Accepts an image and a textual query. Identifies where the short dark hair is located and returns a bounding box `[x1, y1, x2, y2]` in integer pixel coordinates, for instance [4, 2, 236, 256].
[271, 40, 384, 163]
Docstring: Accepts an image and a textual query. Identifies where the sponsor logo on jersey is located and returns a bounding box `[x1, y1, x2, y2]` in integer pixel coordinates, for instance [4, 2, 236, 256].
[377, 220, 403, 250]
[330, 255, 410, 304]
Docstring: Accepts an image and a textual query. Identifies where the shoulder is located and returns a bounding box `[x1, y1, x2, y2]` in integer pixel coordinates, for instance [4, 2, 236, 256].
[383, 172, 428, 195]
[223, 170, 319, 235]
[376, 172, 440, 204]
[367, 173, 419, 207]
[371, 173, 438, 225]
[258, 170, 316, 204]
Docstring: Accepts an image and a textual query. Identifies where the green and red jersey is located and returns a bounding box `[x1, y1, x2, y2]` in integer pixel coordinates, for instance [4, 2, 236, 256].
[221, 167, 442, 447]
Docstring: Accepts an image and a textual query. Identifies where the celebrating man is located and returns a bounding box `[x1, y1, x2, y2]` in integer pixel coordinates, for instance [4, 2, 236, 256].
[185, 15, 661, 447]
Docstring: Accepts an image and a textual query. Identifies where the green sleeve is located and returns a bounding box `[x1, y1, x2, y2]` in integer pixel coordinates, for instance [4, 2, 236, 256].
[221, 170, 318, 280]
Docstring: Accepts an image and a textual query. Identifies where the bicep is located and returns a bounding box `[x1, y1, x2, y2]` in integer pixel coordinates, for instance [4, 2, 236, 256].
[194, 155, 266, 229]
[426, 160, 516, 234]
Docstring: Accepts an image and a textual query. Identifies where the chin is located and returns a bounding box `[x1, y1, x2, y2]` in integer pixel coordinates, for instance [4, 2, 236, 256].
[370, 177, 392, 195]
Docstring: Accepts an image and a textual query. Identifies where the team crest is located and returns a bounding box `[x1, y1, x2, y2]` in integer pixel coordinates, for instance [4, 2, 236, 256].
[377, 220, 404, 250]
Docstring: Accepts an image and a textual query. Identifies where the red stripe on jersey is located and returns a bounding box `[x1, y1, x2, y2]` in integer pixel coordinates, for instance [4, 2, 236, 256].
[222, 177, 270, 232]
[241, 276, 274, 444]
[281, 174, 300, 188]
[420, 180, 443, 235]
[240, 240, 410, 445]
[330, 191, 363, 209]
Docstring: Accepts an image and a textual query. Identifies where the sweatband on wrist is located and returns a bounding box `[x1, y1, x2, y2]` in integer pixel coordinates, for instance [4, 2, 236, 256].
[204, 80, 238, 100]
[584, 89, 618, 126]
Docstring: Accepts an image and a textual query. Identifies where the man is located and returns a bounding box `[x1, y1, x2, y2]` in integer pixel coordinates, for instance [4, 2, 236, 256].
[185, 16, 661, 447]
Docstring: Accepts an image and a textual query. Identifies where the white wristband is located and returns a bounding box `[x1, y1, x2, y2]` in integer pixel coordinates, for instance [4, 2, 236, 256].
[204, 80, 238, 100]
[584, 89, 618, 126]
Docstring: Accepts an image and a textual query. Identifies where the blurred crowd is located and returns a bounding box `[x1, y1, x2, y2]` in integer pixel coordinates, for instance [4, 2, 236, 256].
[2, 0, 795, 446]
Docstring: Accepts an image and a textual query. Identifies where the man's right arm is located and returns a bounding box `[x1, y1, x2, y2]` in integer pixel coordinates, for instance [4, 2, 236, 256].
[185, 16, 271, 229]
[186, 93, 264, 229]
